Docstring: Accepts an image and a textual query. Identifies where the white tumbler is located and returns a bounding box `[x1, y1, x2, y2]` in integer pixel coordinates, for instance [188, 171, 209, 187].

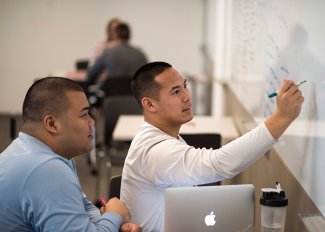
[260, 182, 288, 232]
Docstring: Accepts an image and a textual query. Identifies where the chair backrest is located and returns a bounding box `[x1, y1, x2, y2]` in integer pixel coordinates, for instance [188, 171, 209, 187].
[109, 175, 122, 199]
[179, 133, 221, 186]
[103, 96, 142, 145]
[76, 60, 89, 70]
[77, 81, 92, 98]
[179, 133, 221, 150]
[104, 78, 133, 97]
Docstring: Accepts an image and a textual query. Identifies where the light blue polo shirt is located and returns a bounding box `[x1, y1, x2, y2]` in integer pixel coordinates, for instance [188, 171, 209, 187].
[0, 132, 122, 232]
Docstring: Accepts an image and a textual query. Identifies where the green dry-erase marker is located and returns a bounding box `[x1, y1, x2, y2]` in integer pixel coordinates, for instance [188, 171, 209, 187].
[268, 80, 307, 98]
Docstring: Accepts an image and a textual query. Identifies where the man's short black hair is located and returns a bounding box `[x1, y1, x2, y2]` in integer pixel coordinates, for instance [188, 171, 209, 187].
[22, 77, 84, 122]
[115, 23, 130, 41]
[132, 61, 172, 109]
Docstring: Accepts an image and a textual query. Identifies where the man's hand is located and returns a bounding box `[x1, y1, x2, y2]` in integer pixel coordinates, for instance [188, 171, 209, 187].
[120, 223, 142, 232]
[265, 79, 304, 140]
[275, 79, 304, 122]
[99, 198, 131, 223]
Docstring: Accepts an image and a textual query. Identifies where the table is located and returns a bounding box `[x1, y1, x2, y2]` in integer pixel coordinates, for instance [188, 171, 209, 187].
[113, 115, 239, 146]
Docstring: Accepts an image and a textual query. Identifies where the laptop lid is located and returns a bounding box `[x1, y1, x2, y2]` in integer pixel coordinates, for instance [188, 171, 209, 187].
[164, 184, 254, 232]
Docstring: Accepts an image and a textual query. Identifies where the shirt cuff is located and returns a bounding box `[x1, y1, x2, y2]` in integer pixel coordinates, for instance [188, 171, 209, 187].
[102, 212, 123, 228]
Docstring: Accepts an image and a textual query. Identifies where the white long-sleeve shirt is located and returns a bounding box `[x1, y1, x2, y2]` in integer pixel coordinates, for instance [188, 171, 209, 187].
[120, 121, 277, 232]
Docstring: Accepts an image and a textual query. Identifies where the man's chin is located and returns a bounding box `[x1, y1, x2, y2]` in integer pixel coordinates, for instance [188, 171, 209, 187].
[182, 114, 194, 124]
[187, 114, 194, 121]
[85, 144, 94, 153]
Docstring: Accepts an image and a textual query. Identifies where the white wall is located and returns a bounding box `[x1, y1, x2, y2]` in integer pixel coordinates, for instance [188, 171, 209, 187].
[210, 0, 233, 117]
[0, 0, 203, 113]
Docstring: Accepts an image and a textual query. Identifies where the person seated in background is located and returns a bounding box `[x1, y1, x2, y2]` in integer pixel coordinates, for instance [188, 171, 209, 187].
[87, 23, 148, 88]
[89, 18, 120, 68]
[120, 62, 304, 232]
[0, 77, 141, 232]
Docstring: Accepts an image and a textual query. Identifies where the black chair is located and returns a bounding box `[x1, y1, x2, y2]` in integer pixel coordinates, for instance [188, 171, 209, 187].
[77, 81, 93, 99]
[103, 96, 142, 165]
[87, 77, 133, 107]
[179, 133, 221, 186]
[75, 60, 89, 70]
[104, 77, 133, 97]
[109, 175, 122, 199]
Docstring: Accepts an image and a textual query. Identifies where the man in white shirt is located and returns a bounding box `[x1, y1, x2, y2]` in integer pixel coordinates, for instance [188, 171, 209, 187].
[120, 62, 304, 232]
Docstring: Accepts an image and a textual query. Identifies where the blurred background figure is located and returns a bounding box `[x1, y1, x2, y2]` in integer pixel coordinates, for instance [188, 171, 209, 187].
[87, 22, 148, 88]
[89, 18, 120, 68]
[0, 0, 205, 207]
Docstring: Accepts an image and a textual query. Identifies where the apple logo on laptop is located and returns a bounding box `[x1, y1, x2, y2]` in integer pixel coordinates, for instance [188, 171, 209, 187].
[204, 211, 216, 226]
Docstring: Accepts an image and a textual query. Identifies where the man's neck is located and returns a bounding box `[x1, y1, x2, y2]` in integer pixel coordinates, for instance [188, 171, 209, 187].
[144, 117, 181, 139]
[22, 124, 45, 145]
[22, 127, 71, 160]
[116, 39, 129, 45]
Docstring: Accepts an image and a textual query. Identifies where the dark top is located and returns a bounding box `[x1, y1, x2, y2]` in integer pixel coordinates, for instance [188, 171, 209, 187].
[87, 43, 148, 84]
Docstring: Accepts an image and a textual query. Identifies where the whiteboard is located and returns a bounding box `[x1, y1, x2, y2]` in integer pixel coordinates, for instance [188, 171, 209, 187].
[229, 0, 325, 215]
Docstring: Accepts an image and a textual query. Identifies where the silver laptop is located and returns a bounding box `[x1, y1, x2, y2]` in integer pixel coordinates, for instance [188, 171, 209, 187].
[164, 184, 254, 232]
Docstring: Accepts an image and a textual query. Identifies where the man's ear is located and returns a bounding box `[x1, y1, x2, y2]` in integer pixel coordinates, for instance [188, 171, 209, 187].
[43, 115, 60, 135]
[142, 97, 157, 113]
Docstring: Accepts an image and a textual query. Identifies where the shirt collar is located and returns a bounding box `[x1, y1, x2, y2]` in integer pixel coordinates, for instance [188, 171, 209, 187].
[18, 132, 69, 161]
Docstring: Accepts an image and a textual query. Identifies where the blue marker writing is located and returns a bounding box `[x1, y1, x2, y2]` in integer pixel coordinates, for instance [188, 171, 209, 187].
[268, 80, 306, 98]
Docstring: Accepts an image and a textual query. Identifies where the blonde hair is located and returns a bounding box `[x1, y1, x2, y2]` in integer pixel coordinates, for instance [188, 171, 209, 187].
[106, 18, 120, 42]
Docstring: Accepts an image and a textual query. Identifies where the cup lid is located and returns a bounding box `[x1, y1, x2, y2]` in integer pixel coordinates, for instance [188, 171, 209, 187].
[260, 183, 288, 207]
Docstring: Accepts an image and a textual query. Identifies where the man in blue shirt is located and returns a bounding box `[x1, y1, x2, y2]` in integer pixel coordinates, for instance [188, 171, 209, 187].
[0, 77, 141, 232]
